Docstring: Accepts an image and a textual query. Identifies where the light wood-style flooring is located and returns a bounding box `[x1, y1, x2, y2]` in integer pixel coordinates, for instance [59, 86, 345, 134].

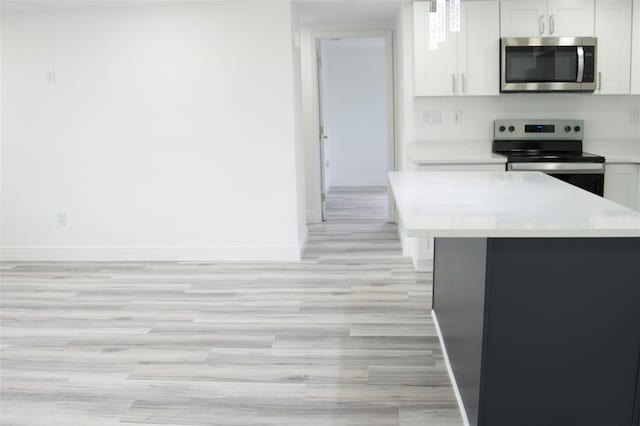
[0, 187, 463, 426]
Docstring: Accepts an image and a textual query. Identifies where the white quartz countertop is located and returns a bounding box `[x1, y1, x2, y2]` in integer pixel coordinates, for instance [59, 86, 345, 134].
[408, 143, 507, 164]
[604, 155, 640, 164]
[389, 171, 640, 238]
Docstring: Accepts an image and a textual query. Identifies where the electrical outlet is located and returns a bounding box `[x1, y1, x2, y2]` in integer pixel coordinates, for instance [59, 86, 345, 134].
[454, 109, 463, 125]
[47, 68, 56, 85]
[422, 111, 442, 125]
[57, 212, 67, 227]
[631, 109, 639, 124]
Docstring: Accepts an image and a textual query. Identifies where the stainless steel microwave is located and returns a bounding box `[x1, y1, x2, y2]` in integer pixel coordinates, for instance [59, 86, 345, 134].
[501, 37, 597, 92]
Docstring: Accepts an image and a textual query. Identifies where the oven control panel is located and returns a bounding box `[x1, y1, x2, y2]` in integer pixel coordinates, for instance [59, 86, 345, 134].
[494, 119, 584, 140]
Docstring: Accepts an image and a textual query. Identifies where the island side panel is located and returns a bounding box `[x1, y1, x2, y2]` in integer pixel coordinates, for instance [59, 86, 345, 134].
[433, 238, 489, 426]
[480, 237, 640, 426]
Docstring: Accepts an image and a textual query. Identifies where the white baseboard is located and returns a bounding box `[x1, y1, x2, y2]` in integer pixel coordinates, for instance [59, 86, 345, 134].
[399, 226, 411, 257]
[307, 208, 320, 224]
[0, 245, 303, 262]
[432, 310, 471, 426]
[298, 227, 309, 257]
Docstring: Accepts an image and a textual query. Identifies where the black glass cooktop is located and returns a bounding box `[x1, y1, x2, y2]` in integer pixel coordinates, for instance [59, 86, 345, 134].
[493, 138, 606, 164]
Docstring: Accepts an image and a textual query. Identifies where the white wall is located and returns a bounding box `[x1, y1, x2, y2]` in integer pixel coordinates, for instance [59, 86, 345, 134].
[321, 37, 389, 188]
[395, 2, 416, 174]
[290, 3, 308, 251]
[0, 1, 307, 261]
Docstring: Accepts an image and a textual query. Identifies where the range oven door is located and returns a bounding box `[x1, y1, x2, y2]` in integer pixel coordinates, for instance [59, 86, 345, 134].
[547, 172, 604, 197]
[501, 37, 597, 92]
[508, 163, 605, 196]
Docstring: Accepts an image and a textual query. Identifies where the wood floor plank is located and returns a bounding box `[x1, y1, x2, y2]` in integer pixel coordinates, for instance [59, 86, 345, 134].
[0, 188, 462, 425]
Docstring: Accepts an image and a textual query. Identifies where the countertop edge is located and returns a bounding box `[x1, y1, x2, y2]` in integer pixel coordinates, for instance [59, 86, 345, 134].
[403, 229, 640, 238]
[603, 157, 640, 164]
[410, 157, 508, 165]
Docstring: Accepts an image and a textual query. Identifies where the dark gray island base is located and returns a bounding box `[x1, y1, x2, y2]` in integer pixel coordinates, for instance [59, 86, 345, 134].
[433, 237, 640, 426]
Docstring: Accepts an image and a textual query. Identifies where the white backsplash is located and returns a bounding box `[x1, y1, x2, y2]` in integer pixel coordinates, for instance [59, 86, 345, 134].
[413, 94, 640, 146]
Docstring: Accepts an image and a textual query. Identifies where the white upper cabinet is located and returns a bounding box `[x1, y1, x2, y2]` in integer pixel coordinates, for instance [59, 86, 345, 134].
[595, 0, 633, 94]
[548, 1, 596, 35]
[632, 0, 640, 94]
[459, 1, 501, 95]
[414, 2, 459, 96]
[501, 0, 595, 37]
[500, 0, 548, 36]
[414, 1, 499, 97]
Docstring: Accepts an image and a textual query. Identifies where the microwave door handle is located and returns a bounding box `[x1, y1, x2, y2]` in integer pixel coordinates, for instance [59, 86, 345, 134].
[577, 46, 584, 83]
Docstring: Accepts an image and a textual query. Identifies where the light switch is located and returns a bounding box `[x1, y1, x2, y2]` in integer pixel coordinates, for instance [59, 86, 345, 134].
[454, 110, 463, 125]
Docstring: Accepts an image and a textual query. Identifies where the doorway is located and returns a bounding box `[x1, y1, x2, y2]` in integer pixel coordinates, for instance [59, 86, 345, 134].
[316, 34, 395, 223]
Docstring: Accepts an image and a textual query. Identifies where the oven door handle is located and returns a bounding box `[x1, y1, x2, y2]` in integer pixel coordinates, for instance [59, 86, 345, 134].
[508, 162, 605, 174]
[577, 46, 585, 83]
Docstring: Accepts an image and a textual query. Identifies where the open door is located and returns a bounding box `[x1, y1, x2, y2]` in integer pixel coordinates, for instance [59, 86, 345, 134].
[317, 44, 328, 221]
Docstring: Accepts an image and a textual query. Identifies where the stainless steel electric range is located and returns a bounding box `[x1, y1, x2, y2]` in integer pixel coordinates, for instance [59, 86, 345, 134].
[493, 119, 606, 196]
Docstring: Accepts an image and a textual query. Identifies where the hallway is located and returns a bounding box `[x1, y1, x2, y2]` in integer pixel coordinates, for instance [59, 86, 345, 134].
[0, 189, 462, 426]
[324, 186, 389, 223]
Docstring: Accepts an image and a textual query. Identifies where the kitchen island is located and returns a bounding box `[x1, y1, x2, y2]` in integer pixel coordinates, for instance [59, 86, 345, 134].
[389, 171, 640, 426]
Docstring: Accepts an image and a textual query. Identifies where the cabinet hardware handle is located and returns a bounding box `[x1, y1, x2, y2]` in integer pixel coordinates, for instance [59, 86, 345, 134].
[598, 72, 602, 91]
[577, 46, 584, 82]
[539, 15, 545, 35]
[549, 15, 555, 34]
[452, 73, 457, 93]
[461, 73, 466, 93]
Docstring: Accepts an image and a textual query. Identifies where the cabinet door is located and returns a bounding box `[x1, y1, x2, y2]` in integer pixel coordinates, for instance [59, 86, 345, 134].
[458, 1, 500, 96]
[500, 0, 548, 37]
[548, 0, 595, 36]
[632, 0, 640, 94]
[595, 0, 633, 94]
[604, 163, 640, 210]
[413, 2, 459, 96]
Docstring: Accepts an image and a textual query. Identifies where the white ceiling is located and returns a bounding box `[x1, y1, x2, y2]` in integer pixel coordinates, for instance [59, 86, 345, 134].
[1, 0, 403, 21]
[0, 0, 153, 15]
[294, 0, 402, 26]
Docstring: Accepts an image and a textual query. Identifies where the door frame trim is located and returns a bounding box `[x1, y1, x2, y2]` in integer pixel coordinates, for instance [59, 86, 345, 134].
[308, 30, 397, 223]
